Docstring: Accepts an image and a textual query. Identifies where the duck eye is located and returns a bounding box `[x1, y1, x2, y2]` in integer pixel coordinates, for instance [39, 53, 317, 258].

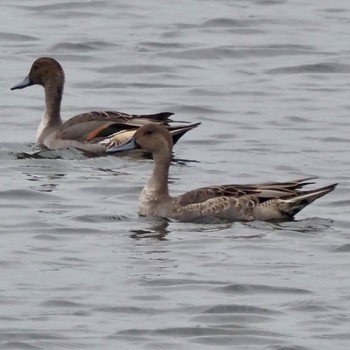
[33, 65, 39, 70]
[144, 130, 153, 136]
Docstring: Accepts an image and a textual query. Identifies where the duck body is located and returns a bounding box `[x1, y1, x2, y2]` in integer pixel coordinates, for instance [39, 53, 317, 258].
[139, 179, 336, 222]
[107, 124, 337, 222]
[37, 109, 197, 154]
[11, 57, 199, 154]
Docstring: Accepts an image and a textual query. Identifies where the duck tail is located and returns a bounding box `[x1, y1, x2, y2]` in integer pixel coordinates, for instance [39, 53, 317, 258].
[138, 112, 174, 122]
[280, 183, 337, 217]
[288, 183, 337, 204]
[169, 122, 201, 144]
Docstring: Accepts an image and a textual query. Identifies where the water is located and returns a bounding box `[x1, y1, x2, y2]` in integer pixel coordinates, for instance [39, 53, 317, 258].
[0, 0, 349, 349]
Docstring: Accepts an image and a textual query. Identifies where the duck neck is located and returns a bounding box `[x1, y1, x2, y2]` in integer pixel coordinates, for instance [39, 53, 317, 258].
[43, 81, 63, 126]
[37, 81, 63, 143]
[145, 151, 171, 198]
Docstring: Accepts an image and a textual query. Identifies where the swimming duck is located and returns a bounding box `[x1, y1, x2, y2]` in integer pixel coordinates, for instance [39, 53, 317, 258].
[11, 57, 200, 154]
[107, 124, 337, 221]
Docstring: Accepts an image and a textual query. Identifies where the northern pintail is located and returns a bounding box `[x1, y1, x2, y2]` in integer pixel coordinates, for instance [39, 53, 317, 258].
[11, 57, 200, 154]
[107, 124, 337, 222]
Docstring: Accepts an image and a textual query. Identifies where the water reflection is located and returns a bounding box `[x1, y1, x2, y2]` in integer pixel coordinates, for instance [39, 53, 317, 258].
[272, 217, 335, 234]
[16, 146, 89, 160]
[130, 218, 170, 240]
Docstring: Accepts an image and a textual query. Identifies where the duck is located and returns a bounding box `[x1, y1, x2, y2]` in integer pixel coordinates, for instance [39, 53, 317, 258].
[11, 57, 200, 154]
[107, 124, 337, 222]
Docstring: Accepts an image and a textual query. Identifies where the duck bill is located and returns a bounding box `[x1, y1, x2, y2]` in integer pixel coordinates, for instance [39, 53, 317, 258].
[107, 138, 139, 154]
[11, 75, 33, 90]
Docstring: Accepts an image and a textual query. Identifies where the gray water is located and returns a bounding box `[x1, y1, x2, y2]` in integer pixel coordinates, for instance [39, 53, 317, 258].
[1, 0, 349, 349]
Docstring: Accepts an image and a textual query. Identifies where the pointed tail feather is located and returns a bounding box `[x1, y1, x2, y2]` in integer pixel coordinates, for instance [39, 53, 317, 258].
[169, 122, 201, 144]
[280, 183, 337, 218]
[100, 122, 200, 149]
[284, 183, 337, 204]
[137, 112, 174, 122]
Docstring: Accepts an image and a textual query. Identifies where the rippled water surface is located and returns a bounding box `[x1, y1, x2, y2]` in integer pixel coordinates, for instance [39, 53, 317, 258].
[1, 0, 349, 349]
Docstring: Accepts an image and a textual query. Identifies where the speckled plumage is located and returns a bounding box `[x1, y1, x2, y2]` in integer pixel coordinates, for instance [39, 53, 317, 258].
[107, 124, 337, 222]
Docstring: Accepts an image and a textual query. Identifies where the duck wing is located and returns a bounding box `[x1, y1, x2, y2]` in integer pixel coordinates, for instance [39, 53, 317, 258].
[57, 111, 174, 142]
[173, 178, 336, 221]
[176, 177, 318, 206]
